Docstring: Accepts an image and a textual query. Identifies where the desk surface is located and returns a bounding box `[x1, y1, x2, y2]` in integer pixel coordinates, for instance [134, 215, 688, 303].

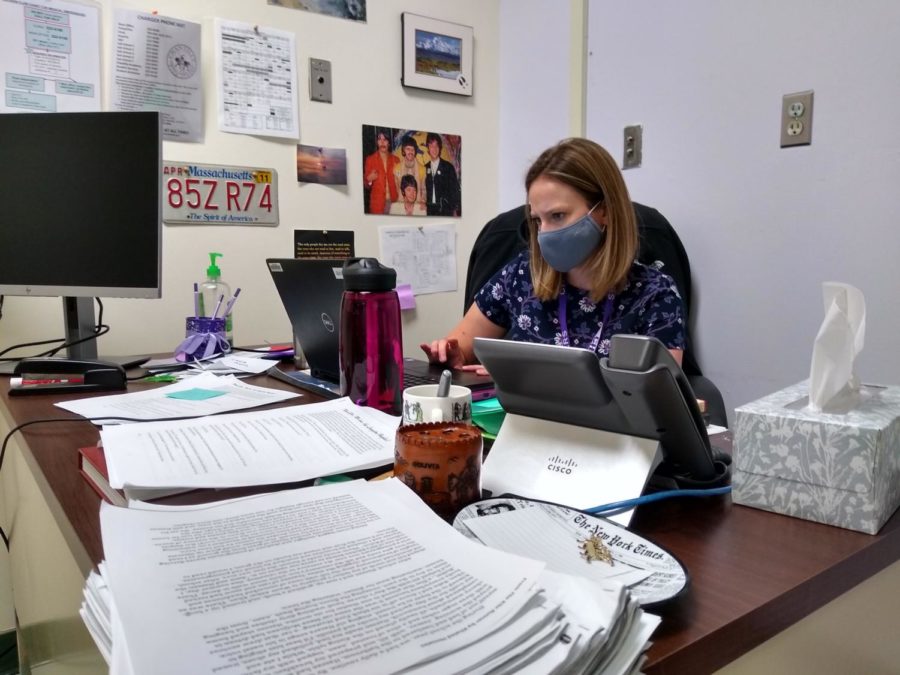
[3, 369, 900, 674]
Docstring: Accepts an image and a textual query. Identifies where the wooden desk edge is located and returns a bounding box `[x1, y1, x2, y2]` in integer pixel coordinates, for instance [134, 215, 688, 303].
[645, 510, 900, 674]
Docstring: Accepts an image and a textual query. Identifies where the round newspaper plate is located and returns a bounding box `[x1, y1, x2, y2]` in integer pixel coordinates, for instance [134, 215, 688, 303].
[453, 497, 688, 608]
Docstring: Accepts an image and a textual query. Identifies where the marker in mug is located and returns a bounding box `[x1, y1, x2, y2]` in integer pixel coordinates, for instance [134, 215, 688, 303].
[222, 287, 242, 317]
[193, 282, 200, 317]
[210, 294, 225, 319]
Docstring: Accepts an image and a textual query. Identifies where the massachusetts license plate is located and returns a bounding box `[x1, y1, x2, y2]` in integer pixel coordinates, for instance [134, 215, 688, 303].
[162, 162, 278, 225]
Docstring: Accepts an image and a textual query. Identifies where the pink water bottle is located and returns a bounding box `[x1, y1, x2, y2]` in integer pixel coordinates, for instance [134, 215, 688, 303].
[339, 258, 404, 415]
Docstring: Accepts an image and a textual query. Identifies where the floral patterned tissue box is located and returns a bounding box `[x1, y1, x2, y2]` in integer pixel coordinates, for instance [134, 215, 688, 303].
[733, 381, 900, 534]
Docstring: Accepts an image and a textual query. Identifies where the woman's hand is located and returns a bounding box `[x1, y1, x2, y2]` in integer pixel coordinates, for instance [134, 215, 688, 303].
[457, 363, 490, 377]
[420, 338, 466, 369]
[420, 340, 490, 377]
[421, 305, 505, 376]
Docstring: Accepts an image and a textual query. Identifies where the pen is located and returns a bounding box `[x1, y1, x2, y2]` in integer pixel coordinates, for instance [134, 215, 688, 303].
[193, 282, 200, 317]
[10, 377, 85, 387]
[210, 294, 225, 319]
[222, 287, 242, 317]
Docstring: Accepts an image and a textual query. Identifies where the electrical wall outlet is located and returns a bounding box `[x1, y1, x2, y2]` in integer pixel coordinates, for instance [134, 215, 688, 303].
[781, 90, 813, 147]
[623, 124, 642, 169]
[309, 58, 332, 103]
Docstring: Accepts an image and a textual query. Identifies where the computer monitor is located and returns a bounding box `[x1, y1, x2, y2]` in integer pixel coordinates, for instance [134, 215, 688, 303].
[0, 111, 162, 371]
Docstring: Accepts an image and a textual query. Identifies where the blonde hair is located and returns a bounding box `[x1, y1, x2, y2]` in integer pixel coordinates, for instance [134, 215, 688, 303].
[526, 138, 638, 302]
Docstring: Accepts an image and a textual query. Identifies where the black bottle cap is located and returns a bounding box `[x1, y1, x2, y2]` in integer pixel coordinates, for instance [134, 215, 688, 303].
[341, 257, 397, 292]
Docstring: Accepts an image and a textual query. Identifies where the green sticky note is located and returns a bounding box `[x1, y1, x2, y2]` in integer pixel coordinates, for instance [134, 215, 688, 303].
[166, 388, 226, 401]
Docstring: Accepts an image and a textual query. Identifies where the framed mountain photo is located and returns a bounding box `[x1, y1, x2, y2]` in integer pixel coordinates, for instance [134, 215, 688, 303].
[401, 13, 473, 96]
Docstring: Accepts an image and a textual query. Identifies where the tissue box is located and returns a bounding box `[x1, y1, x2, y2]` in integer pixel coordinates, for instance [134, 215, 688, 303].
[733, 381, 900, 534]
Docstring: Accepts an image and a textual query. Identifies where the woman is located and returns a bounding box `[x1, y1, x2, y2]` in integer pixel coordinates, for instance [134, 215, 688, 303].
[421, 137, 685, 371]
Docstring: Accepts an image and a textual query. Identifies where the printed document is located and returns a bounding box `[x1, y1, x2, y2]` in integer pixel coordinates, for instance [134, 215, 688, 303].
[214, 18, 298, 139]
[378, 222, 457, 295]
[0, 0, 101, 113]
[54, 372, 299, 423]
[456, 498, 687, 607]
[86, 481, 659, 673]
[100, 397, 400, 490]
[99, 479, 546, 675]
[110, 8, 203, 142]
[464, 507, 653, 588]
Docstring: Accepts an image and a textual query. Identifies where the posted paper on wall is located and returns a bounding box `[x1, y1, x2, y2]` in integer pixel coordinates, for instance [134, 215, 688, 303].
[214, 18, 299, 139]
[111, 8, 203, 142]
[1, 0, 101, 113]
[378, 223, 457, 295]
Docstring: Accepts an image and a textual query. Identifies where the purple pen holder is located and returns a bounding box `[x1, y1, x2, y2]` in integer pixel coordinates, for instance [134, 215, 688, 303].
[175, 316, 230, 362]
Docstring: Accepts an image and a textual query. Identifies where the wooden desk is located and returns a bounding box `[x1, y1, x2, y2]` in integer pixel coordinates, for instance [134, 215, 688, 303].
[1, 372, 900, 674]
[0, 371, 325, 673]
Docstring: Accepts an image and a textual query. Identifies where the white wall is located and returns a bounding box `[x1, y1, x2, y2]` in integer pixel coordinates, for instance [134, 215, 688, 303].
[497, 0, 580, 211]
[0, 0, 499, 360]
[586, 0, 900, 418]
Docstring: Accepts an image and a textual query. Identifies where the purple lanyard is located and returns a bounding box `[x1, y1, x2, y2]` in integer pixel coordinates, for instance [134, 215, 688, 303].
[558, 287, 615, 353]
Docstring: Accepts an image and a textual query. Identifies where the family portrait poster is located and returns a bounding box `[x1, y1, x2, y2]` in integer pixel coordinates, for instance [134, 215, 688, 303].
[361, 125, 462, 217]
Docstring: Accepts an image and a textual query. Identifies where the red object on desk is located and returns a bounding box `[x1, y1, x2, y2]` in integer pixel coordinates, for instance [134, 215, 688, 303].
[78, 446, 127, 507]
[11, 376, 85, 387]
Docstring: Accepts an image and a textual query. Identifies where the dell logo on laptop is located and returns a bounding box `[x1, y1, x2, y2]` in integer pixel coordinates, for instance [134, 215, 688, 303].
[321, 313, 335, 332]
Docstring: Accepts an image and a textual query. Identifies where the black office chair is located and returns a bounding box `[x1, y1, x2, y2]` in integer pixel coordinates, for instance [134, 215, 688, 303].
[463, 203, 728, 427]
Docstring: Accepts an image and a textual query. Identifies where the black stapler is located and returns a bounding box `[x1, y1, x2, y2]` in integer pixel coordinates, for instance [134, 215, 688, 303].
[9, 358, 127, 395]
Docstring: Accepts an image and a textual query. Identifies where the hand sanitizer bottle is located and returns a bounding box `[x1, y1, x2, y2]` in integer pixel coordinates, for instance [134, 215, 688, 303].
[198, 252, 233, 345]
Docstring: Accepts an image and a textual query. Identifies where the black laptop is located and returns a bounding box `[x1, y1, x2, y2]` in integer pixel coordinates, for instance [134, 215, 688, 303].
[266, 258, 495, 399]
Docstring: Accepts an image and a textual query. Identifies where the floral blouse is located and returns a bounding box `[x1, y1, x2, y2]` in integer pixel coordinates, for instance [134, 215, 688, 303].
[474, 251, 685, 356]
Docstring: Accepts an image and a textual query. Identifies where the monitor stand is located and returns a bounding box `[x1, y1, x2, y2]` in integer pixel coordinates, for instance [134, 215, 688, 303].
[62, 297, 150, 368]
[0, 297, 150, 376]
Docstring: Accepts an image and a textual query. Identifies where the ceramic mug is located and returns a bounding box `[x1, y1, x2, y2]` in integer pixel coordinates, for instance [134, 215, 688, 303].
[402, 384, 472, 426]
[394, 421, 483, 521]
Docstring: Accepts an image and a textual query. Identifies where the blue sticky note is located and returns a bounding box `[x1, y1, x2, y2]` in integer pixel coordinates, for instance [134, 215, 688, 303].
[166, 388, 226, 401]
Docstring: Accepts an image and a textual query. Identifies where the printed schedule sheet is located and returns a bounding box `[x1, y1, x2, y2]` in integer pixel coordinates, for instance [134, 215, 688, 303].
[214, 18, 299, 139]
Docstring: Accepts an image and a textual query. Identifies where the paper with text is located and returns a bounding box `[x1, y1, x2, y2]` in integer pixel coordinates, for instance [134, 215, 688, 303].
[100, 479, 546, 675]
[55, 372, 299, 423]
[464, 507, 653, 588]
[111, 8, 203, 142]
[0, 0, 101, 113]
[378, 223, 457, 295]
[455, 498, 687, 607]
[214, 18, 298, 139]
[100, 397, 399, 490]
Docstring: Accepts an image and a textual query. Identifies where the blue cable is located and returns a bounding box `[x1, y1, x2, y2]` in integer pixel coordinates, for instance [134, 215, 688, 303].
[585, 485, 732, 516]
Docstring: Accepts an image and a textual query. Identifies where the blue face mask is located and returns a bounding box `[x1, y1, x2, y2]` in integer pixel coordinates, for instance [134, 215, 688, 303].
[536, 204, 605, 272]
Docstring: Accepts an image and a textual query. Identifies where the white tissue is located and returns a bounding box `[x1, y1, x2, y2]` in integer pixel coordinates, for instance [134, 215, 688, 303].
[808, 282, 866, 412]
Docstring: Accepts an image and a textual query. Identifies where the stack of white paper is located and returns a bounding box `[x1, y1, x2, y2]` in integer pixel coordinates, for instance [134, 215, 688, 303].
[81, 479, 658, 674]
[79, 563, 112, 663]
[99, 397, 400, 491]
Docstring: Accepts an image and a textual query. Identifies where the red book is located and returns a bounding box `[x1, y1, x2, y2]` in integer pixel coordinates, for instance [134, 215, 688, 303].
[78, 446, 127, 507]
